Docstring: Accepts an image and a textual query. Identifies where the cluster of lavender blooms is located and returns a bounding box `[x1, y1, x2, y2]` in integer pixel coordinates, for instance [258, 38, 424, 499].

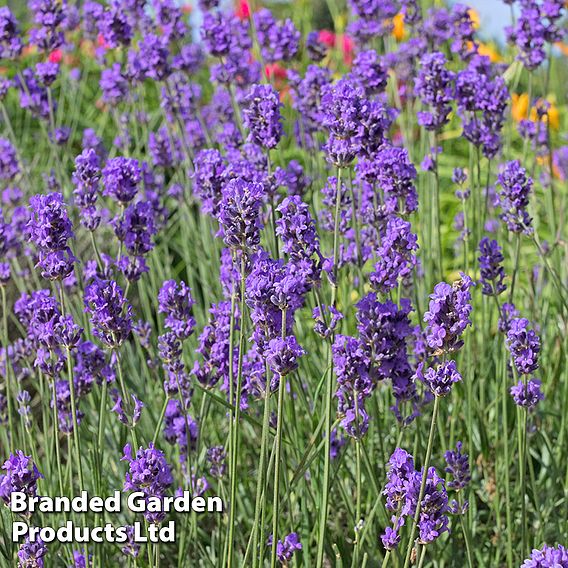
[121, 443, 173, 523]
[0, 0, 566, 565]
[522, 544, 568, 567]
[381, 447, 448, 550]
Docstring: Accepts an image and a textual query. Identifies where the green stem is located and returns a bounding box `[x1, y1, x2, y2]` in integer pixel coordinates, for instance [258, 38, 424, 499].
[403, 396, 441, 568]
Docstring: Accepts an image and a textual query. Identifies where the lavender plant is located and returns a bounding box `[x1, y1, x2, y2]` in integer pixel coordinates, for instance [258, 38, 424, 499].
[0, 1, 567, 567]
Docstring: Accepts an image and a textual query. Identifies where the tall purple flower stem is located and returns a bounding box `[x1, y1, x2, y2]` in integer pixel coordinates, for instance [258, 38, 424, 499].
[317, 167, 344, 567]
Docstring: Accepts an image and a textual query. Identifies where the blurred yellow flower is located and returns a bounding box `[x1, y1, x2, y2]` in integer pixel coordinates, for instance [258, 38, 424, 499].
[512, 93, 559, 130]
[512, 93, 529, 122]
[392, 13, 405, 41]
[477, 42, 502, 62]
[530, 97, 560, 130]
[468, 9, 480, 29]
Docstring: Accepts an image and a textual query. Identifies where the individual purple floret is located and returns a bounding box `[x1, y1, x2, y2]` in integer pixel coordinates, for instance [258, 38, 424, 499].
[243, 84, 283, 150]
[497, 160, 533, 234]
[274, 532, 303, 564]
[506, 317, 540, 375]
[18, 536, 48, 568]
[478, 237, 506, 296]
[424, 274, 473, 353]
[84, 279, 133, 349]
[422, 360, 462, 397]
[158, 280, 196, 340]
[444, 441, 471, 491]
[102, 157, 141, 204]
[218, 179, 264, 251]
[0, 451, 43, 506]
[510, 379, 544, 410]
[521, 543, 568, 567]
[415, 51, 455, 131]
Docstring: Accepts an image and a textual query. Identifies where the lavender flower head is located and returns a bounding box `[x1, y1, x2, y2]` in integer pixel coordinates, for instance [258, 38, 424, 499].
[218, 179, 264, 251]
[122, 443, 173, 522]
[422, 360, 462, 397]
[27, 192, 76, 280]
[0, 7, 23, 59]
[243, 84, 283, 150]
[478, 237, 506, 296]
[497, 160, 533, 234]
[158, 280, 196, 340]
[0, 451, 43, 506]
[0, 138, 20, 182]
[444, 441, 471, 491]
[84, 280, 133, 349]
[424, 274, 473, 353]
[506, 317, 540, 375]
[274, 532, 302, 564]
[265, 336, 305, 378]
[521, 544, 568, 567]
[102, 157, 141, 204]
[415, 51, 455, 131]
[510, 379, 544, 410]
[18, 536, 48, 568]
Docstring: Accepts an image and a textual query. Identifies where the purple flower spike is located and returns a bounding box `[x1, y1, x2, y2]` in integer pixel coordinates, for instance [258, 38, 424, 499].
[415, 51, 455, 131]
[275, 532, 302, 564]
[422, 360, 462, 397]
[510, 379, 544, 410]
[243, 84, 283, 150]
[478, 237, 506, 296]
[521, 544, 568, 567]
[265, 336, 305, 378]
[444, 441, 471, 491]
[102, 157, 141, 204]
[0, 451, 43, 506]
[506, 318, 540, 375]
[497, 160, 533, 234]
[218, 179, 264, 252]
[84, 279, 133, 349]
[18, 536, 48, 568]
[424, 274, 473, 353]
[158, 280, 196, 340]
